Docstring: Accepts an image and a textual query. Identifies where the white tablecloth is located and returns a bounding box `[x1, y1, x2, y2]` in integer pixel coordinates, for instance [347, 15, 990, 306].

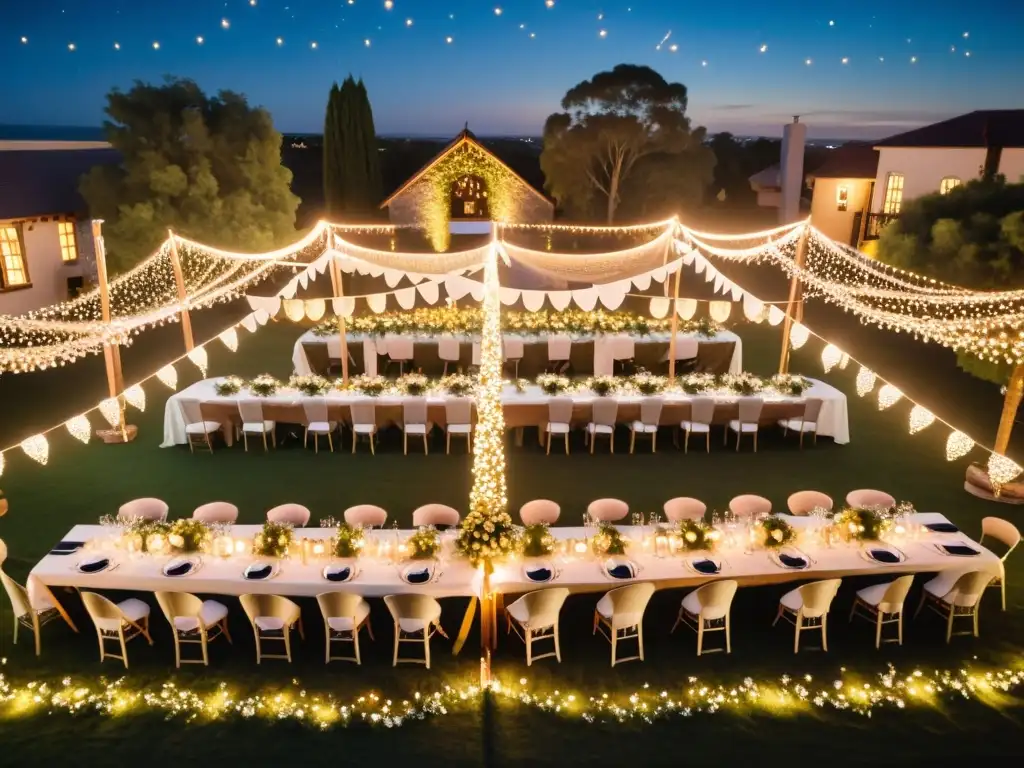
[161, 377, 850, 447]
[292, 330, 743, 377]
[29, 514, 999, 603]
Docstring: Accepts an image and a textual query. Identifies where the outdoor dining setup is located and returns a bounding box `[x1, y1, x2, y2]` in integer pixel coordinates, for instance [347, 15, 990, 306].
[10, 489, 1015, 670]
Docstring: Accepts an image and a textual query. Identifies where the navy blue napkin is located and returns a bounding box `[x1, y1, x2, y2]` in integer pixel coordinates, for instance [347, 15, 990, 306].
[405, 568, 431, 584]
[164, 561, 193, 577]
[869, 549, 901, 564]
[691, 559, 720, 575]
[78, 558, 109, 574]
[526, 567, 553, 582]
[925, 522, 959, 534]
[325, 567, 351, 582]
[50, 541, 84, 556]
[608, 563, 635, 579]
[434, 524, 453, 532]
[245, 564, 274, 580]
[777, 553, 807, 569]
[941, 544, 979, 557]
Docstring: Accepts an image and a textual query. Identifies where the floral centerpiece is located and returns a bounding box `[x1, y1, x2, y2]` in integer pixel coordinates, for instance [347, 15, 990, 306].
[441, 373, 476, 397]
[455, 507, 516, 564]
[513, 378, 530, 393]
[348, 374, 389, 397]
[677, 519, 718, 552]
[681, 372, 716, 394]
[520, 523, 554, 558]
[289, 374, 330, 397]
[248, 374, 281, 398]
[537, 373, 571, 395]
[588, 375, 619, 397]
[631, 369, 666, 395]
[214, 376, 244, 396]
[254, 521, 293, 558]
[832, 507, 893, 542]
[407, 528, 441, 560]
[398, 372, 430, 396]
[592, 522, 627, 556]
[758, 515, 796, 549]
[723, 372, 764, 396]
[105, 515, 170, 553]
[331, 523, 366, 558]
[771, 373, 812, 396]
[168, 519, 211, 553]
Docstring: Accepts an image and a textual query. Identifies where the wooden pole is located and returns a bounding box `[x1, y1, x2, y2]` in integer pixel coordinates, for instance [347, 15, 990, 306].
[778, 223, 810, 374]
[166, 229, 195, 351]
[667, 259, 683, 384]
[994, 364, 1024, 456]
[92, 221, 128, 440]
[328, 256, 350, 384]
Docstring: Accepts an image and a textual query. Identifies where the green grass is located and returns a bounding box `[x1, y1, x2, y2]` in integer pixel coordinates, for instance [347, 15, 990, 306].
[0, 300, 1023, 766]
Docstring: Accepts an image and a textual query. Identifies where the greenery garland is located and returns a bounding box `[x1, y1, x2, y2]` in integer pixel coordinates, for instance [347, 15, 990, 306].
[254, 521, 293, 558]
[520, 523, 555, 558]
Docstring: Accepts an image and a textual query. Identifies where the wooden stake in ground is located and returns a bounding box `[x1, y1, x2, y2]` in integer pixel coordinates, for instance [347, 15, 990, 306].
[166, 229, 195, 352]
[328, 256, 350, 385]
[777, 223, 810, 374]
[994, 364, 1024, 456]
[667, 257, 683, 384]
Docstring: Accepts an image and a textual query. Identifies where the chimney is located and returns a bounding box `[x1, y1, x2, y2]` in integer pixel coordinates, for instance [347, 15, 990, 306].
[779, 116, 807, 223]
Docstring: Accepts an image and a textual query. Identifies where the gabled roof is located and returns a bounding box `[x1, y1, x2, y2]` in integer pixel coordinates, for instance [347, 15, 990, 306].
[873, 110, 1024, 149]
[0, 146, 119, 220]
[806, 143, 879, 180]
[748, 164, 780, 191]
[379, 128, 553, 209]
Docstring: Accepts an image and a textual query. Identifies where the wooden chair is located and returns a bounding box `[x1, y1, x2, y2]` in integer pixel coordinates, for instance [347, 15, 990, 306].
[155, 591, 232, 667]
[239, 594, 304, 663]
[544, 397, 573, 455]
[585, 398, 618, 454]
[444, 398, 473, 454]
[178, 400, 221, 453]
[979, 516, 1020, 611]
[672, 580, 738, 655]
[679, 397, 715, 453]
[914, 570, 992, 642]
[402, 399, 430, 455]
[593, 582, 656, 666]
[316, 592, 374, 664]
[505, 587, 570, 666]
[0, 569, 77, 656]
[773, 579, 841, 653]
[848, 575, 914, 648]
[237, 399, 276, 451]
[727, 397, 763, 452]
[629, 397, 663, 453]
[779, 397, 824, 448]
[302, 398, 336, 453]
[350, 400, 378, 455]
[81, 591, 154, 668]
[383, 594, 447, 668]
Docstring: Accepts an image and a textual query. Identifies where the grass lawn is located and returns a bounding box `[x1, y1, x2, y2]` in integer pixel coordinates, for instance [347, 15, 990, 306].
[0, 294, 1023, 766]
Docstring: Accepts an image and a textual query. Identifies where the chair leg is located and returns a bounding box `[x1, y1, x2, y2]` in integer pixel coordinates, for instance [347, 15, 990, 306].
[610, 432, 614, 454]
[304, 428, 308, 449]
[914, 591, 927, 618]
[328, 432, 334, 453]
[546, 433, 551, 455]
[793, 624, 801, 654]
[754, 431, 758, 452]
[670, 606, 682, 634]
[630, 430, 635, 454]
[772, 604, 784, 626]
[370, 433, 375, 455]
[696, 622, 704, 656]
[973, 607, 980, 637]
[821, 615, 828, 652]
[725, 613, 731, 654]
[554, 625, 561, 662]
[652, 431, 657, 453]
[243, 433, 248, 452]
[352, 431, 357, 454]
[706, 432, 710, 453]
[392, 624, 400, 667]
[423, 435, 429, 455]
[590, 431, 595, 454]
[564, 434, 569, 455]
[945, 609, 954, 643]
[897, 612, 904, 645]
[34, 623, 41, 657]
[875, 614, 882, 649]
[404, 433, 407, 455]
[592, 611, 599, 635]
[1002, 581, 1007, 612]
[447, 433, 451, 454]
[684, 430, 690, 453]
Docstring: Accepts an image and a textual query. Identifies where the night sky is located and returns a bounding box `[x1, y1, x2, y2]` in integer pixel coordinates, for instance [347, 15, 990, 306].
[3, 1, 1022, 139]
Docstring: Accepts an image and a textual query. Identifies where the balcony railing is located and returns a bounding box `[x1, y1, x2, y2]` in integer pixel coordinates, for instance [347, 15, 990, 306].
[862, 212, 900, 241]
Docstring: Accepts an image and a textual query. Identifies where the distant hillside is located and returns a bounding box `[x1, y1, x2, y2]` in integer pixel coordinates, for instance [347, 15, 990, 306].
[0, 125, 106, 141]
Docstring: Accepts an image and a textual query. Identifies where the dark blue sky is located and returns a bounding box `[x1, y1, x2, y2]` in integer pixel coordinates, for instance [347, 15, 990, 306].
[3, 1, 1022, 139]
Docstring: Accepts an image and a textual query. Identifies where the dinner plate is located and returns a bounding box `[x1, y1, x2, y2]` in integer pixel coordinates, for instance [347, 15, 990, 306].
[604, 557, 639, 580]
[937, 542, 981, 557]
[400, 561, 436, 585]
[323, 563, 356, 583]
[924, 522, 959, 534]
[243, 561, 278, 581]
[861, 546, 906, 565]
[523, 561, 555, 583]
[687, 557, 722, 575]
[162, 556, 201, 577]
[76, 554, 114, 574]
[771, 548, 809, 570]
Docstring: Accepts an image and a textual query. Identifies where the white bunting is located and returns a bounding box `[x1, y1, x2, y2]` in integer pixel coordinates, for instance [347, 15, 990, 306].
[406, 273, 426, 285]
[254, 309, 271, 325]
[498, 287, 521, 306]
[444, 275, 473, 301]
[572, 287, 599, 311]
[743, 295, 765, 322]
[709, 300, 732, 323]
[187, 346, 209, 377]
[598, 281, 629, 310]
[469, 281, 484, 302]
[676, 298, 698, 320]
[219, 327, 238, 352]
[789, 322, 810, 349]
[304, 299, 327, 322]
[821, 344, 842, 373]
[548, 291, 573, 311]
[279, 278, 299, 299]
[395, 287, 417, 310]
[651, 265, 669, 283]
[156, 364, 178, 389]
[649, 297, 670, 319]
[20, 434, 49, 465]
[283, 299, 306, 323]
[768, 305, 785, 326]
[247, 296, 281, 316]
[521, 290, 546, 312]
[366, 293, 387, 313]
[240, 314, 258, 333]
[416, 281, 440, 305]
[383, 268, 404, 288]
[631, 271, 652, 291]
[332, 297, 355, 317]
[729, 283, 743, 301]
[98, 397, 121, 427]
[298, 272, 309, 290]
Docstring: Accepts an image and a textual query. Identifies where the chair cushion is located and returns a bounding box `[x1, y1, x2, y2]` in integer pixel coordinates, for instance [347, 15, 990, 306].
[681, 421, 711, 433]
[185, 421, 221, 435]
[779, 419, 817, 432]
[546, 422, 570, 434]
[173, 600, 229, 632]
[728, 420, 759, 433]
[506, 599, 531, 624]
[118, 598, 151, 623]
[595, 594, 613, 619]
[779, 587, 804, 612]
[307, 421, 336, 433]
[855, 583, 890, 608]
[242, 420, 275, 433]
[327, 601, 370, 632]
[681, 590, 703, 616]
[447, 423, 472, 434]
[631, 421, 658, 433]
[586, 423, 614, 434]
[404, 424, 428, 435]
[923, 571, 963, 601]
[353, 423, 377, 434]
[254, 616, 286, 632]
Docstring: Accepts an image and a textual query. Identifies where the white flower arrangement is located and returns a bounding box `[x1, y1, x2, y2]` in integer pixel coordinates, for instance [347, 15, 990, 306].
[214, 375, 245, 396]
[348, 374, 390, 397]
[441, 373, 477, 397]
[770, 373, 812, 396]
[289, 374, 331, 397]
[398, 372, 430, 396]
[630, 370, 667, 395]
[587, 375, 619, 397]
[536, 373, 572, 395]
[722, 372, 764, 396]
[248, 374, 281, 397]
[680, 372, 717, 394]
[455, 505, 517, 565]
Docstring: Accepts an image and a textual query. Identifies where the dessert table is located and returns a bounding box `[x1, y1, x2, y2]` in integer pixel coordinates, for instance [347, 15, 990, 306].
[161, 378, 850, 447]
[292, 329, 743, 378]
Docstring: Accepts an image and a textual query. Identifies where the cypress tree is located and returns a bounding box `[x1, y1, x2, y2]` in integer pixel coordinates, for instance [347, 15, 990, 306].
[339, 76, 368, 215]
[356, 79, 383, 209]
[323, 83, 346, 217]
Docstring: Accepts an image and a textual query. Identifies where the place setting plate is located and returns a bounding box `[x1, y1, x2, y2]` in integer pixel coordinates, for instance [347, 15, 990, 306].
[243, 561, 280, 581]
[323, 563, 358, 583]
[603, 556, 640, 580]
[399, 561, 439, 585]
[523, 560, 557, 584]
[922, 522, 959, 534]
[74, 554, 118, 575]
[163, 556, 202, 578]
[685, 556, 722, 576]
[860, 545, 907, 566]
[935, 541, 982, 558]
[770, 547, 811, 571]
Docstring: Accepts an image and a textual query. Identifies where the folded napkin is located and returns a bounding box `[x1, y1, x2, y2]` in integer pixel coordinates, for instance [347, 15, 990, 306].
[777, 553, 807, 569]
[869, 549, 901, 564]
[607, 563, 635, 579]
[925, 522, 959, 534]
[434, 524, 454, 532]
[526, 567, 553, 582]
[941, 544, 979, 557]
[325, 567, 352, 583]
[245, 564, 274, 580]
[164, 561, 193, 577]
[78, 558, 109, 574]
[405, 569, 431, 584]
[50, 541, 85, 555]
[691, 559, 720, 575]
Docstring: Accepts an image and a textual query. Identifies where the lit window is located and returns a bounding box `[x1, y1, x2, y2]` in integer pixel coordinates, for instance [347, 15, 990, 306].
[836, 185, 849, 212]
[58, 221, 79, 262]
[882, 173, 904, 214]
[940, 176, 962, 195]
[464, 201, 476, 215]
[0, 226, 28, 287]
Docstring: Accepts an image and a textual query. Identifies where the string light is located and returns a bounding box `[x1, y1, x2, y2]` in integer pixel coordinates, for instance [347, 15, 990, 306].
[877, 384, 903, 410]
[0, 453, 4, 477]
[283, 300, 306, 323]
[789, 323, 809, 350]
[156, 364, 178, 390]
[98, 398, 121, 428]
[946, 431, 975, 461]
[987, 453, 1022, 488]
[20, 435, 49, 465]
[123, 384, 146, 412]
[908, 405, 935, 434]
[839, 353, 851, 370]
[821, 344, 842, 373]
[187, 346, 209, 377]
[219, 328, 239, 352]
[64, 415, 91, 444]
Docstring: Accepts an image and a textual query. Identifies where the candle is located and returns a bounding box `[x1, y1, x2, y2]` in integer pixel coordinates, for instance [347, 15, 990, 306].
[312, 542, 325, 556]
[573, 541, 588, 555]
[654, 535, 668, 558]
[234, 540, 247, 554]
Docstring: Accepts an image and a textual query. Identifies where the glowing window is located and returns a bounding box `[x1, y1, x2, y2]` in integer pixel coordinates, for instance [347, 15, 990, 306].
[940, 177, 962, 195]
[882, 173, 904, 214]
[0, 226, 28, 287]
[836, 185, 849, 212]
[58, 221, 79, 262]
[464, 200, 476, 215]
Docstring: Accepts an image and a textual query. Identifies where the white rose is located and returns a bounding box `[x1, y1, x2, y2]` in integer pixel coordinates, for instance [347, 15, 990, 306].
[684, 531, 697, 543]
[771, 529, 784, 542]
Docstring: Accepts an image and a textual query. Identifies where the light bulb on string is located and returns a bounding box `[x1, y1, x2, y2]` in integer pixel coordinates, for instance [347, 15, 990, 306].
[877, 384, 903, 410]
[946, 431, 974, 461]
[987, 453, 1023, 487]
[124, 384, 146, 412]
[839, 353, 851, 370]
[65, 415, 91, 443]
[20, 434, 49, 465]
[0, 452, 4, 476]
[908, 405, 935, 434]
[820, 344, 842, 373]
[98, 397, 121, 428]
[187, 347, 209, 377]
[219, 328, 238, 352]
[855, 367, 876, 397]
[157, 364, 178, 390]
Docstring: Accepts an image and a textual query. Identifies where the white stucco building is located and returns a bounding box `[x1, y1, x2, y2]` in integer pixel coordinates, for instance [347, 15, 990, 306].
[0, 141, 115, 315]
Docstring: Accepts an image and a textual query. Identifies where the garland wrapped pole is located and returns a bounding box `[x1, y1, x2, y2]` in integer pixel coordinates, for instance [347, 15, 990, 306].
[778, 221, 810, 374]
[328, 256, 350, 385]
[454, 230, 515, 684]
[166, 230, 195, 352]
[91, 221, 134, 443]
[667, 247, 683, 384]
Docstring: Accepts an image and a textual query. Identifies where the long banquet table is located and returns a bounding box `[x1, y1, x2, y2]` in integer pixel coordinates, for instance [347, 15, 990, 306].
[292, 329, 744, 378]
[161, 378, 850, 447]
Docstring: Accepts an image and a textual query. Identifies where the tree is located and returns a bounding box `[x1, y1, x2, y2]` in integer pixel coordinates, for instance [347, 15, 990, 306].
[323, 76, 383, 217]
[355, 79, 383, 210]
[540, 64, 714, 223]
[80, 77, 300, 271]
[323, 82, 345, 217]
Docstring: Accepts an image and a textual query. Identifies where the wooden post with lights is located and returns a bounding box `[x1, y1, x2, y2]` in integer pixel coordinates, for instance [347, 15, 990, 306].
[994, 364, 1024, 456]
[92, 220, 135, 442]
[777, 223, 810, 374]
[667, 254, 683, 384]
[328, 255, 350, 385]
[166, 229, 195, 352]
